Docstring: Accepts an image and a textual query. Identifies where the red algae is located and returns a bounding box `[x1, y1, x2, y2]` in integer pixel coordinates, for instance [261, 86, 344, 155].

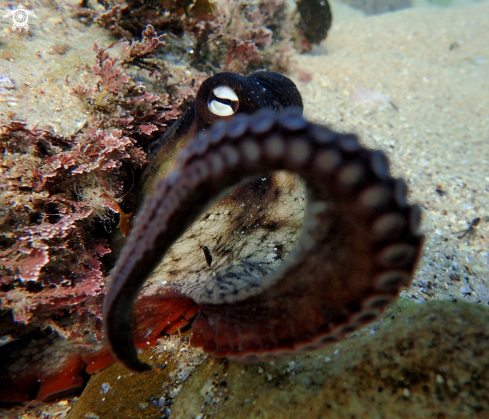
[0, 0, 300, 404]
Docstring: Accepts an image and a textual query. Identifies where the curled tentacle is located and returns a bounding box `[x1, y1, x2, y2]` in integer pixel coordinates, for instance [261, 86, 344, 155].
[104, 108, 423, 372]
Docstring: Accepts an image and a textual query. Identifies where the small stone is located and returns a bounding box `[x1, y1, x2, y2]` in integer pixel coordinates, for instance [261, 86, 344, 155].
[101, 383, 111, 394]
[47, 16, 63, 24]
[0, 75, 14, 89]
[139, 402, 149, 410]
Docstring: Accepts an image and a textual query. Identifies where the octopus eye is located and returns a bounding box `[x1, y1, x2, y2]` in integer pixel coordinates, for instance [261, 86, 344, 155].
[208, 85, 239, 116]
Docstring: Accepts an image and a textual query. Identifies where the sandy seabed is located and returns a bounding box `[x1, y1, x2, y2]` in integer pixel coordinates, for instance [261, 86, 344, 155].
[1, 0, 488, 417]
[295, 0, 489, 306]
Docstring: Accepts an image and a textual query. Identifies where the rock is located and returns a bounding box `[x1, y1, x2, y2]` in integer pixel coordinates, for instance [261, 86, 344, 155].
[339, 0, 412, 15]
[66, 333, 207, 419]
[171, 299, 489, 418]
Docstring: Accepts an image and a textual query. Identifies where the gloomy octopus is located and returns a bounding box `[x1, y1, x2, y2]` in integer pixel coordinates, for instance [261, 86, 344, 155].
[0, 72, 423, 402]
[104, 71, 424, 372]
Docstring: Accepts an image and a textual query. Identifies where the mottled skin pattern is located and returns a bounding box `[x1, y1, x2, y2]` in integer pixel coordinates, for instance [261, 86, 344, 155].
[130, 71, 306, 346]
[104, 106, 424, 372]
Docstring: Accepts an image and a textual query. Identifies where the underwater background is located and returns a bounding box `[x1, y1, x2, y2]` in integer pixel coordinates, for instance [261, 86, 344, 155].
[0, 0, 488, 417]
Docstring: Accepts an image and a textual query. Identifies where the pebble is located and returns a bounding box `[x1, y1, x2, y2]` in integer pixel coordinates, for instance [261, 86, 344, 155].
[0, 75, 14, 89]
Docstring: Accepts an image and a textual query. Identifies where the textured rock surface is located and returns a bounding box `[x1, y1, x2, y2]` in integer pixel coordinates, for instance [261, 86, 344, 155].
[66, 333, 207, 419]
[65, 299, 489, 418]
[171, 299, 489, 418]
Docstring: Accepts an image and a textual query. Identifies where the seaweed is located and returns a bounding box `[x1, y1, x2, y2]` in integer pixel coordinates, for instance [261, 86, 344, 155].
[0, 122, 110, 333]
[74, 33, 193, 139]
[0, 19, 206, 337]
[90, 0, 215, 39]
[78, 0, 299, 75]
[185, 0, 298, 73]
[0, 0, 300, 351]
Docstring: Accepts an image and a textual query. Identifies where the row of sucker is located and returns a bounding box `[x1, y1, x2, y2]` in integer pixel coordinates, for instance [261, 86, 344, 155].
[104, 107, 423, 372]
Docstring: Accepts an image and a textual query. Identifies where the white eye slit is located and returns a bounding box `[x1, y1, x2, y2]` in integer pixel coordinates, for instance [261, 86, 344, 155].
[209, 100, 235, 116]
[208, 85, 239, 116]
[213, 85, 239, 101]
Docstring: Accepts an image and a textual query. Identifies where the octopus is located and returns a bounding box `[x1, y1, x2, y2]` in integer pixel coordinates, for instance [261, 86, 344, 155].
[104, 73, 424, 372]
[0, 71, 423, 402]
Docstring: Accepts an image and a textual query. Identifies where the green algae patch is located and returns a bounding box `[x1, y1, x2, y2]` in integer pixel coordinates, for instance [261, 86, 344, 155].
[171, 299, 489, 419]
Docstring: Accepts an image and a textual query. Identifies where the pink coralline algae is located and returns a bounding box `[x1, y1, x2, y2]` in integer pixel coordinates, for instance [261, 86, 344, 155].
[0, 28, 187, 334]
[0, 121, 114, 326]
[0, 47, 168, 401]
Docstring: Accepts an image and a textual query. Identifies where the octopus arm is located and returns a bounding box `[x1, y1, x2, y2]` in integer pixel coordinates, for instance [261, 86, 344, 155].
[104, 108, 423, 372]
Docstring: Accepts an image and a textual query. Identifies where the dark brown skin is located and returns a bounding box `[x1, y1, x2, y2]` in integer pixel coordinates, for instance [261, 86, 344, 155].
[104, 106, 424, 372]
[140, 71, 303, 199]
